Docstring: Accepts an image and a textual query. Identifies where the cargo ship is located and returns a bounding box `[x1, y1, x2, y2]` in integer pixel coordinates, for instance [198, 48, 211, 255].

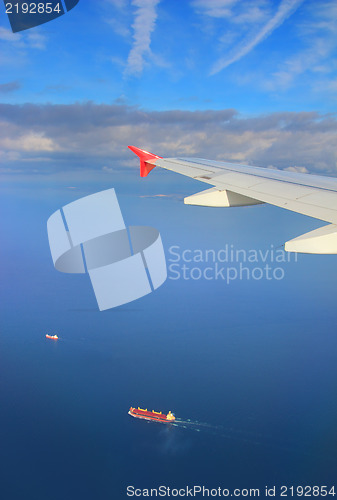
[129, 407, 175, 423]
[46, 334, 58, 340]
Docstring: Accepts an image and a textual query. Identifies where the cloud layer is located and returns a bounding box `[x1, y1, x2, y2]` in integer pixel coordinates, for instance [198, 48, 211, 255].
[0, 103, 336, 176]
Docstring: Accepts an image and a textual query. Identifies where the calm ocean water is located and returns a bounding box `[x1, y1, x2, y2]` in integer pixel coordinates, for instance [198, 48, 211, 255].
[1, 190, 337, 499]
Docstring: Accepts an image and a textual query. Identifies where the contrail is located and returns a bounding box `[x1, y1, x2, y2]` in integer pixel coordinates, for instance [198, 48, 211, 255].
[125, 0, 161, 76]
[211, 0, 305, 74]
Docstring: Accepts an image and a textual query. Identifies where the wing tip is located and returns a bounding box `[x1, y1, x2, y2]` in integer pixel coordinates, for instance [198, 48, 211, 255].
[128, 145, 162, 177]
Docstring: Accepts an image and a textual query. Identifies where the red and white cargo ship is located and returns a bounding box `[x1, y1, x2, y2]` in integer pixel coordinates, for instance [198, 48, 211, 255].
[128, 407, 175, 423]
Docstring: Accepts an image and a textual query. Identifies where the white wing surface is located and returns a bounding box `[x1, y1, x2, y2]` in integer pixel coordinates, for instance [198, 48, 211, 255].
[129, 146, 337, 254]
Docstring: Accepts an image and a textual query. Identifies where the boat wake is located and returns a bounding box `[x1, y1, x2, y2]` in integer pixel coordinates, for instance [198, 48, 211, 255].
[165, 416, 330, 461]
[172, 417, 287, 450]
[174, 418, 222, 430]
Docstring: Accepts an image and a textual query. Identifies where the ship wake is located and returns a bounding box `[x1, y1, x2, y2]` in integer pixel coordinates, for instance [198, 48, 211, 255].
[172, 417, 289, 450]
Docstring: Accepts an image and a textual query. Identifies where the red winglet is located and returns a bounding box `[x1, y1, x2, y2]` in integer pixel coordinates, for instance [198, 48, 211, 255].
[128, 145, 162, 177]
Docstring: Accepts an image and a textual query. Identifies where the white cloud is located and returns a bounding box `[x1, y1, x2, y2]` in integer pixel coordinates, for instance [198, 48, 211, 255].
[263, 1, 337, 91]
[139, 194, 181, 199]
[191, 0, 238, 19]
[284, 166, 309, 173]
[0, 27, 20, 42]
[0, 26, 47, 70]
[192, 0, 270, 25]
[106, 17, 131, 38]
[0, 26, 46, 49]
[26, 32, 47, 50]
[103, 0, 131, 40]
[209, 0, 304, 74]
[0, 130, 59, 153]
[265, 40, 331, 90]
[125, 0, 161, 76]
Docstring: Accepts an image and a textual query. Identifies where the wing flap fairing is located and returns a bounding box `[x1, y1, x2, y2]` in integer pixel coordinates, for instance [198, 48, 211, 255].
[184, 187, 264, 207]
[285, 224, 337, 254]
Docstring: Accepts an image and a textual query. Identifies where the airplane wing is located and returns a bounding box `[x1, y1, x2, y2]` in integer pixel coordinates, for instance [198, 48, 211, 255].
[128, 146, 337, 254]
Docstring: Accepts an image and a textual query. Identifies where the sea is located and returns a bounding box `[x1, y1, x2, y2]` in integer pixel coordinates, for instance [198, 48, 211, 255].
[1, 181, 337, 500]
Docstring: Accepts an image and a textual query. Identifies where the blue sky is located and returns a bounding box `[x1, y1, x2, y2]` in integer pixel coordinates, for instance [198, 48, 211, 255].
[0, 1, 336, 180]
[0, 0, 337, 112]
